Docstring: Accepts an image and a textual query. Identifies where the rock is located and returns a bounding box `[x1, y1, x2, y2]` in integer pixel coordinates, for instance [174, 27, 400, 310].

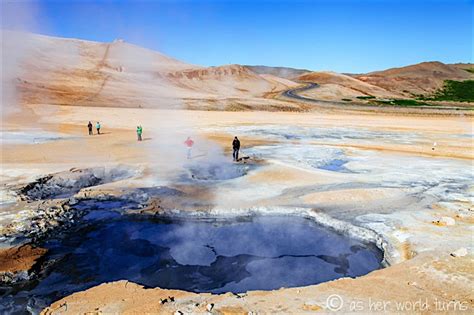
[450, 247, 468, 257]
[160, 298, 168, 304]
[303, 301, 322, 311]
[233, 292, 247, 299]
[0, 245, 47, 284]
[174, 311, 183, 315]
[17, 167, 132, 201]
[206, 303, 214, 312]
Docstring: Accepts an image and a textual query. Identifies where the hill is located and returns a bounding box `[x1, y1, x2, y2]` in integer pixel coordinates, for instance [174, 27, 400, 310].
[2, 31, 298, 110]
[296, 71, 400, 100]
[244, 65, 311, 80]
[355, 61, 473, 97]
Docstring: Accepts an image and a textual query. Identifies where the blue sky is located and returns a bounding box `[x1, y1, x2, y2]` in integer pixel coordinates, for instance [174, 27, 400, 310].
[2, 0, 472, 73]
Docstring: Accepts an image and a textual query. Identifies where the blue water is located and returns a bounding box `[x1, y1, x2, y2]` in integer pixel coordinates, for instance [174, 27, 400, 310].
[1, 203, 383, 314]
[318, 159, 351, 172]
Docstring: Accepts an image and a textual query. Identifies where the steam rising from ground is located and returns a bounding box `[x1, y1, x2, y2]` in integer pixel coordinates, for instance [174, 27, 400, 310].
[1, 1, 44, 121]
[144, 122, 235, 184]
[1, 32, 31, 119]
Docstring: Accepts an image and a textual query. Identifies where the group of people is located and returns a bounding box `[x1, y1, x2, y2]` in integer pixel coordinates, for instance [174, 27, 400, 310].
[183, 136, 241, 161]
[87, 121, 101, 135]
[86, 122, 242, 161]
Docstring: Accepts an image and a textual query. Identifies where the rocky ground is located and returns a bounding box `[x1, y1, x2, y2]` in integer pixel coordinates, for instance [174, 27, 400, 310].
[1, 104, 473, 313]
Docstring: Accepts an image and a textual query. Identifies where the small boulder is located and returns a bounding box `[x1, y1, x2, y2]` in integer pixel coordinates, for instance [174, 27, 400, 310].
[206, 303, 214, 312]
[303, 301, 322, 311]
[450, 247, 468, 257]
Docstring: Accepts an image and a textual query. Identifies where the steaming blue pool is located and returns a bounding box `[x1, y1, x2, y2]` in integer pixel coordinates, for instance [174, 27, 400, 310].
[1, 203, 383, 313]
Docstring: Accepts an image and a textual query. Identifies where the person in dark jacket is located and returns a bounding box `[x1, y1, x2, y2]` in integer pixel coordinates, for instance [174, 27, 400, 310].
[87, 121, 93, 135]
[232, 136, 240, 161]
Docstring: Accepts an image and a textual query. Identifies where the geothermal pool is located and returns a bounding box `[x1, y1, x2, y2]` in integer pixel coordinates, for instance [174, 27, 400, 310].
[1, 202, 383, 313]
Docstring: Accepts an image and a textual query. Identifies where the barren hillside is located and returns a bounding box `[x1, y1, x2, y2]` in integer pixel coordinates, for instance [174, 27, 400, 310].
[165, 65, 296, 98]
[244, 65, 311, 80]
[297, 71, 401, 99]
[355, 61, 473, 97]
[449, 63, 474, 71]
[2, 32, 297, 109]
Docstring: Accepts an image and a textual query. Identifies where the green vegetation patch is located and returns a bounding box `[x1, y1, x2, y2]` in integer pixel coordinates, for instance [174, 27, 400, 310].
[391, 99, 430, 106]
[372, 99, 430, 107]
[463, 68, 474, 74]
[356, 95, 375, 99]
[428, 80, 474, 102]
[371, 80, 474, 106]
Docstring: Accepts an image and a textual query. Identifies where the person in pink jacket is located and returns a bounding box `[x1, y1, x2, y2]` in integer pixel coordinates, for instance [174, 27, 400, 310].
[184, 137, 194, 159]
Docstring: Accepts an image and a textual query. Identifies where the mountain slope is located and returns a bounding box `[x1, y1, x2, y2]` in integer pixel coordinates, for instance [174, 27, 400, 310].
[165, 65, 296, 98]
[297, 71, 400, 99]
[2, 31, 297, 109]
[244, 65, 311, 80]
[355, 61, 473, 96]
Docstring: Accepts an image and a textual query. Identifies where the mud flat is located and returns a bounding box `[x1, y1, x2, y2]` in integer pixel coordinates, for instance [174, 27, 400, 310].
[0, 105, 472, 313]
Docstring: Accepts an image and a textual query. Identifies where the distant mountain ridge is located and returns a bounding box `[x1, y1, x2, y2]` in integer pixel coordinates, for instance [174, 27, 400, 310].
[3, 31, 472, 109]
[291, 61, 473, 100]
[354, 61, 472, 96]
[244, 65, 311, 80]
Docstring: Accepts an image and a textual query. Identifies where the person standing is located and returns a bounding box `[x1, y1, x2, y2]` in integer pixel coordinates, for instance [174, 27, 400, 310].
[137, 125, 143, 141]
[87, 121, 93, 135]
[184, 136, 194, 159]
[232, 136, 240, 161]
[96, 121, 101, 135]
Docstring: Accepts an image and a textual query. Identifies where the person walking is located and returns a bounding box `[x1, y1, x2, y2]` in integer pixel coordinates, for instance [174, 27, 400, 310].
[232, 136, 240, 161]
[96, 121, 101, 135]
[87, 121, 93, 135]
[137, 125, 143, 141]
[184, 136, 194, 159]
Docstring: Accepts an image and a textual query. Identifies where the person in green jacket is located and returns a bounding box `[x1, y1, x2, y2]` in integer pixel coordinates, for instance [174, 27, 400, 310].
[137, 125, 143, 141]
